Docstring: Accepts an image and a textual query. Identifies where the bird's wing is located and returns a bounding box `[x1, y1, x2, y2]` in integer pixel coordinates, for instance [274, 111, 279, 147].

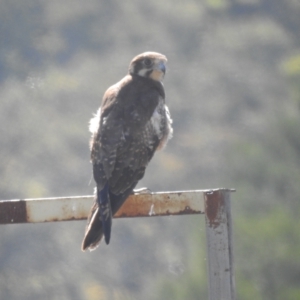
[107, 80, 165, 194]
[92, 76, 164, 193]
[90, 83, 125, 189]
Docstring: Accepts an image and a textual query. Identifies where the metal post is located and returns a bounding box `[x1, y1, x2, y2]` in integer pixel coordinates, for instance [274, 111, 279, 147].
[204, 189, 236, 300]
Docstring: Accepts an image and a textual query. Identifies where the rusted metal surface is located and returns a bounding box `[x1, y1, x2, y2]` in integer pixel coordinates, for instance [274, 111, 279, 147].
[204, 188, 236, 228]
[0, 200, 27, 224]
[0, 188, 236, 300]
[0, 189, 235, 225]
[204, 189, 236, 300]
[0, 190, 210, 224]
[0, 196, 94, 224]
[115, 190, 205, 218]
[204, 189, 224, 228]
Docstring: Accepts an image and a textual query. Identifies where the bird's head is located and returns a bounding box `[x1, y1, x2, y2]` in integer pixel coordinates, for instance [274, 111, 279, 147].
[129, 52, 167, 82]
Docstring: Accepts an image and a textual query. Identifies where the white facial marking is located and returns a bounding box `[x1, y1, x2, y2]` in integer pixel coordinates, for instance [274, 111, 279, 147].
[137, 68, 148, 77]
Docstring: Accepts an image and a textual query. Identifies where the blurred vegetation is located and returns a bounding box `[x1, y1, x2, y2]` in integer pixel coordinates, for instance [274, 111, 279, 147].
[0, 0, 300, 299]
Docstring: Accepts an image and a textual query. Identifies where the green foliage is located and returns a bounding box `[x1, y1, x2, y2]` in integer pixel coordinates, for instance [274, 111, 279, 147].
[153, 219, 208, 300]
[235, 208, 300, 300]
[205, 0, 229, 10]
[224, 112, 300, 300]
[282, 54, 300, 107]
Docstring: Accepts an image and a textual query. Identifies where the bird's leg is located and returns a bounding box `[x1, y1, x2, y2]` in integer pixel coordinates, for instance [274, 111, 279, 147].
[133, 187, 152, 194]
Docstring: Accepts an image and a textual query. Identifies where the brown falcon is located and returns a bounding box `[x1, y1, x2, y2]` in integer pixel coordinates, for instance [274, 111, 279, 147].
[82, 52, 173, 251]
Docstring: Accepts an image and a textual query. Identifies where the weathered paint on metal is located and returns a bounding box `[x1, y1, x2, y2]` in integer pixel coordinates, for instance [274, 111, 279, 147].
[115, 190, 205, 218]
[204, 190, 224, 228]
[204, 189, 236, 300]
[0, 189, 236, 300]
[0, 190, 207, 224]
[204, 188, 236, 228]
[0, 189, 235, 225]
[0, 200, 27, 224]
[25, 196, 93, 223]
[0, 196, 94, 224]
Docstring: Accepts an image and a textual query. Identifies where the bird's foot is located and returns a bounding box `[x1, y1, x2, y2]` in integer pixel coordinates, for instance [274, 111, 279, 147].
[133, 187, 152, 195]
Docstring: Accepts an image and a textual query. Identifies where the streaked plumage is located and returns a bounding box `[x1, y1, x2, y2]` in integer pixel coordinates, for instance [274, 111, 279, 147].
[82, 52, 173, 251]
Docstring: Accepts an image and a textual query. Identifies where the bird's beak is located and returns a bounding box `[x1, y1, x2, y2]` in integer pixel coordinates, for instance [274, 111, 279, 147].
[149, 60, 166, 81]
[157, 61, 166, 74]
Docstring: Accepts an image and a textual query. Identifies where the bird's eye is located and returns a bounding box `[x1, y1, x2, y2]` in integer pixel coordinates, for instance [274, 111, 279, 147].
[143, 58, 152, 67]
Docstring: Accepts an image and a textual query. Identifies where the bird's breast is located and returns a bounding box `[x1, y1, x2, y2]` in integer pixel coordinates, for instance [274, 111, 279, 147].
[150, 107, 164, 138]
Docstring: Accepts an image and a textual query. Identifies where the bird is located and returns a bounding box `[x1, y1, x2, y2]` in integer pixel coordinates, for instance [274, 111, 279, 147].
[81, 52, 173, 251]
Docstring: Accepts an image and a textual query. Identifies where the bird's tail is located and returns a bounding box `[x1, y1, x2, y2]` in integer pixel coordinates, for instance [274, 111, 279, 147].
[81, 201, 103, 251]
[81, 184, 112, 251]
[98, 184, 112, 244]
[81, 185, 136, 251]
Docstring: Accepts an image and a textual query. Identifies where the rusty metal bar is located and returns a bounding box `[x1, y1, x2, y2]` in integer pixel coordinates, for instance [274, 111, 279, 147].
[0, 190, 214, 224]
[204, 189, 236, 300]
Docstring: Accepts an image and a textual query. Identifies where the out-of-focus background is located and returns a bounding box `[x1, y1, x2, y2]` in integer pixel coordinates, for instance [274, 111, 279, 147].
[1, 1, 300, 299]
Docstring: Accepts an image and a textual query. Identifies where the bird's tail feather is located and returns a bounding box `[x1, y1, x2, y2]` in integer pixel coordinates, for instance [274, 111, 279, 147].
[81, 184, 136, 251]
[81, 184, 112, 251]
[81, 203, 103, 251]
[98, 184, 112, 244]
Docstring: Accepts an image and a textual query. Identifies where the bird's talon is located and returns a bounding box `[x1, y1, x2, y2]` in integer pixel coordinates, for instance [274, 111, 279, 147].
[133, 187, 152, 195]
